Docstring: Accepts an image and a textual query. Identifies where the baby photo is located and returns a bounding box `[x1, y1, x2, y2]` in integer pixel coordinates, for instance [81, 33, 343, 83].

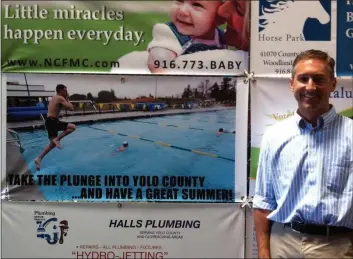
[147, 0, 227, 73]
[111, 0, 250, 75]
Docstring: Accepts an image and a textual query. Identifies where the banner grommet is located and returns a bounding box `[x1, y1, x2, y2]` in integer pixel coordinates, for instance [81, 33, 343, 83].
[243, 70, 256, 84]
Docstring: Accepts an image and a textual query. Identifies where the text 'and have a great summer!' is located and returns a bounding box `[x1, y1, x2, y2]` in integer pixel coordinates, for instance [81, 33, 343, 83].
[6, 174, 234, 201]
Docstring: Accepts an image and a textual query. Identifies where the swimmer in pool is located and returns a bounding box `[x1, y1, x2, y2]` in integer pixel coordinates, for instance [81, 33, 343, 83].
[217, 128, 224, 135]
[217, 128, 235, 135]
[117, 141, 129, 152]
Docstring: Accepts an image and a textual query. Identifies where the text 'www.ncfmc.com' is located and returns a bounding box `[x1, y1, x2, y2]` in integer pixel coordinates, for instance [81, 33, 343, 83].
[5, 58, 120, 68]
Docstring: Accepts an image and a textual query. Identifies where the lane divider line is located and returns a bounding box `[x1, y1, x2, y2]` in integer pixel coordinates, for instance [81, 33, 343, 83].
[87, 126, 234, 162]
[131, 120, 234, 134]
[191, 150, 217, 158]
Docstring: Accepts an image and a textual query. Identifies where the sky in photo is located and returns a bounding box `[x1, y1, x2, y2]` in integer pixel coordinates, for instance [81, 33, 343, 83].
[5, 73, 231, 99]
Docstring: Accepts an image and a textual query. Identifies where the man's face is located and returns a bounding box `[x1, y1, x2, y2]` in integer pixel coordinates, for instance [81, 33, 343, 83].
[290, 59, 336, 114]
[170, 0, 221, 39]
[59, 87, 68, 97]
[217, 0, 248, 49]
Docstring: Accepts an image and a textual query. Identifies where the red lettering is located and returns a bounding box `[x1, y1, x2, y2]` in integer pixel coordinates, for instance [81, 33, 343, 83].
[73, 251, 116, 259]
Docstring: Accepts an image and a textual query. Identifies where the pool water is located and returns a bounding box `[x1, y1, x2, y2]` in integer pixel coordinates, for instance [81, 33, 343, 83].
[17, 109, 236, 202]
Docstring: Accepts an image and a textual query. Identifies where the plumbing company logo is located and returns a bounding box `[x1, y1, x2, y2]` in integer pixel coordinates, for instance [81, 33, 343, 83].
[34, 210, 69, 245]
[259, 0, 331, 41]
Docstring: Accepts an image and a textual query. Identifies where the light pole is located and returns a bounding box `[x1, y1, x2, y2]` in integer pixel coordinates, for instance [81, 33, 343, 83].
[205, 79, 209, 98]
[24, 73, 30, 97]
[155, 77, 158, 100]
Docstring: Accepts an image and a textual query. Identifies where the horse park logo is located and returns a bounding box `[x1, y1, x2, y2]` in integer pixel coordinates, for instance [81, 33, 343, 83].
[259, 0, 331, 41]
[34, 211, 69, 245]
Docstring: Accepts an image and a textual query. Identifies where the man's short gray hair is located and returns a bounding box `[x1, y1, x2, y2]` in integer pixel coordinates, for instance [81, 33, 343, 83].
[291, 49, 335, 79]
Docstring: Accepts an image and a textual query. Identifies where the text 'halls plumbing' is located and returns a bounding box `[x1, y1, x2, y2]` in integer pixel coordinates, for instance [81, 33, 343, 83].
[3, 4, 144, 45]
[109, 219, 201, 229]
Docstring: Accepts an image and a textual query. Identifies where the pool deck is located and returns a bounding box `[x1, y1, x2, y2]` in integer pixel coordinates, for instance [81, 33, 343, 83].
[4, 131, 45, 201]
[7, 106, 235, 131]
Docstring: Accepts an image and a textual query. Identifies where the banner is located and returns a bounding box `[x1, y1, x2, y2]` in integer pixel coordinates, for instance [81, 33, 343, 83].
[250, 0, 353, 77]
[1, 74, 5, 200]
[1, 1, 249, 76]
[2, 201, 245, 258]
[3, 73, 248, 202]
[249, 78, 353, 196]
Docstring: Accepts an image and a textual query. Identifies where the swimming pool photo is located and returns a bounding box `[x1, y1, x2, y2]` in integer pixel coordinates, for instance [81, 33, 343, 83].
[5, 73, 239, 202]
[16, 108, 236, 202]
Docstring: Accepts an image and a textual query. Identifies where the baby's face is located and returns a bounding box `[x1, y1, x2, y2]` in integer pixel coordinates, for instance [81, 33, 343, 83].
[170, 0, 221, 39]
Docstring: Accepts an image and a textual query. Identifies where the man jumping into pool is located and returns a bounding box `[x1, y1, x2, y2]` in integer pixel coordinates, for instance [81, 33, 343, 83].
[34, 84, 76, 170]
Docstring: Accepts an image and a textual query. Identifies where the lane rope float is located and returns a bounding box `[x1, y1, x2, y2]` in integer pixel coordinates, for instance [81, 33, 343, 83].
[131, 120, 235, 134]
[88, 126, 234, 162]
[156, 116, 234, 125]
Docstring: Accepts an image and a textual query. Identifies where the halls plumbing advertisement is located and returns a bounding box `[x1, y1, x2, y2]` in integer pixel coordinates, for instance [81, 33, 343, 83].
[251, 0, 353, 77]
[1, 1, 249, 75]
[249, 78, 353, 196]
[3, 73, 248, 202]
[2, 201, 245, 258]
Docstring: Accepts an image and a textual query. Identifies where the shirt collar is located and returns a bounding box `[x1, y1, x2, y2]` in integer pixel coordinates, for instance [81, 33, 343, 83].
[294, 105, 337, 130]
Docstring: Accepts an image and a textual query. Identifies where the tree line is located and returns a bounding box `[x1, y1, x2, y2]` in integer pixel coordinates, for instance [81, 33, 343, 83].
[181, 78, 236, 101]
[68, 78, 237, 103]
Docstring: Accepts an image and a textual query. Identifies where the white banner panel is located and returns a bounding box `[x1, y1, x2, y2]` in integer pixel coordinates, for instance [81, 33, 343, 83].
[250, 78, 353, 196]
[2, 201, 245, 258]
[250, 0, 353, 77]
[245, 208, 258, 259]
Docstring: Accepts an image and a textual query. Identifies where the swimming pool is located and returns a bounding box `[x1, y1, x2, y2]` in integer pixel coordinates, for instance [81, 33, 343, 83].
[15, 108, 236, 202]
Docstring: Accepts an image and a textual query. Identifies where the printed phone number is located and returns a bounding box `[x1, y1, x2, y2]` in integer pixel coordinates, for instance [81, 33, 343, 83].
[275, 69, 292, 74]
[153, 60, 241, 70]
